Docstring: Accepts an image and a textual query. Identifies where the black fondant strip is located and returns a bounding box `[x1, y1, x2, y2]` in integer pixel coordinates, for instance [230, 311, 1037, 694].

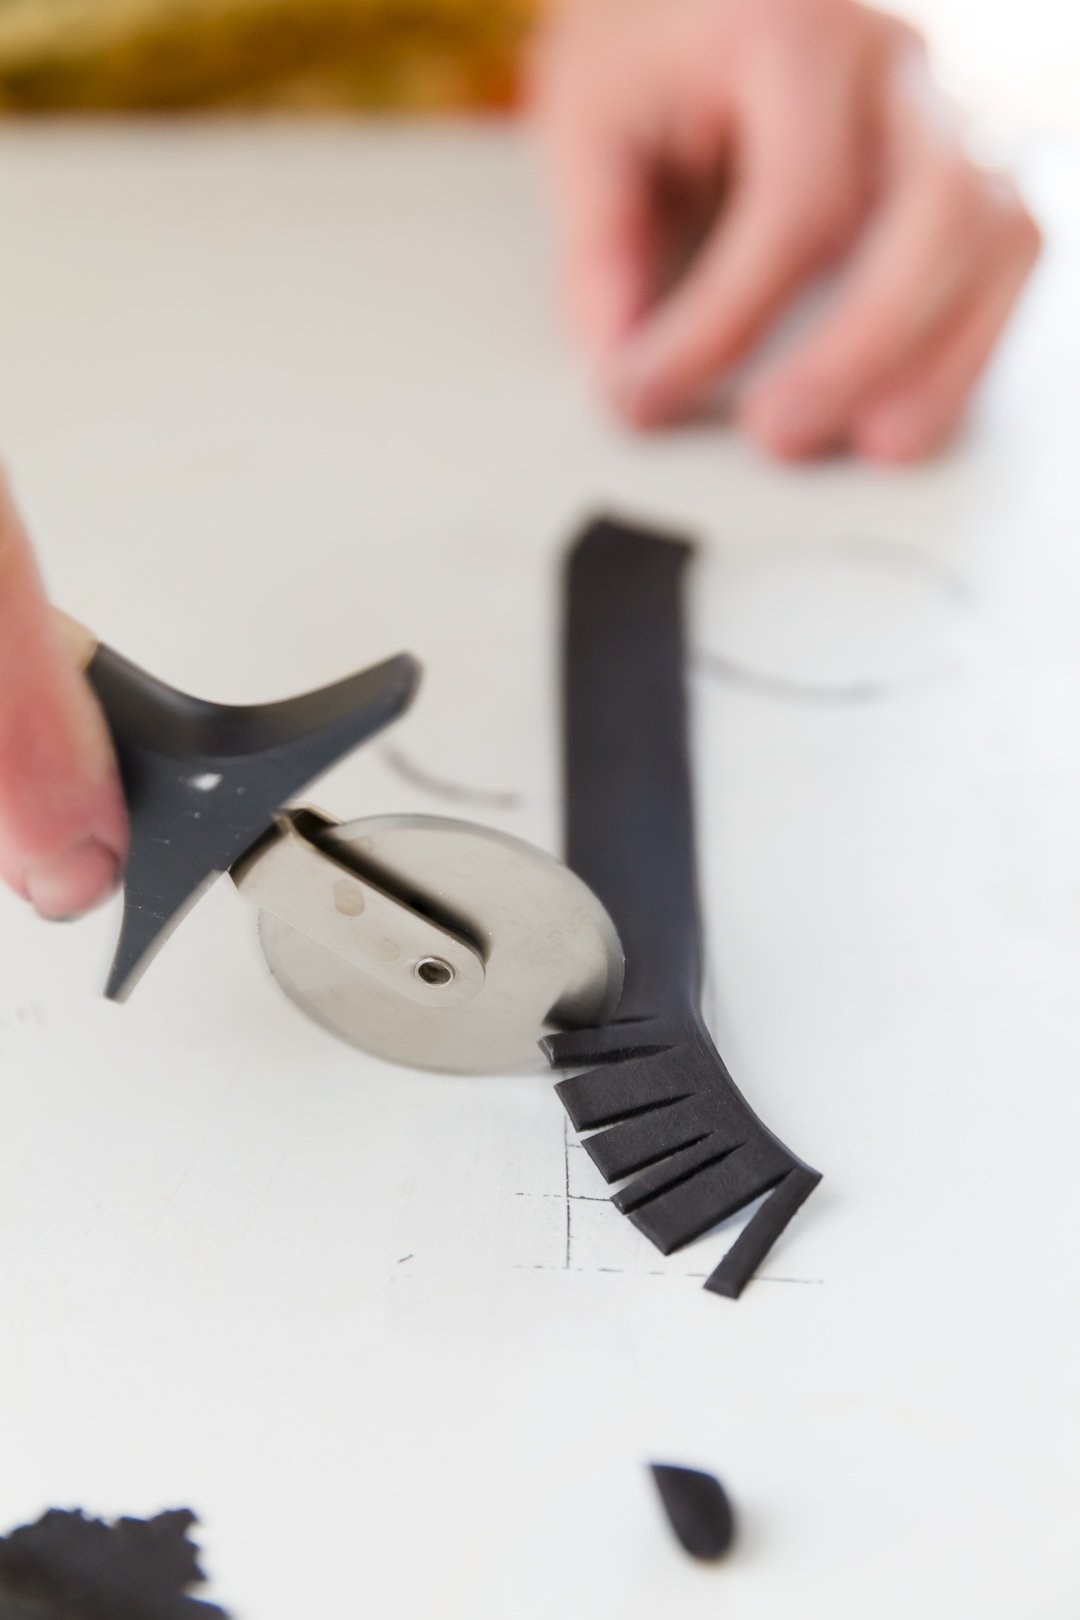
[546, 517, 821, 1297]
[582, 1095, 716, 1181]
[705, 1163, 822, 1299]
[558, 523, 703, 1021]
[629, 1144, 789, 1256]
[612, 1136, 739, 1215]
[554, 1050, 692, 1130]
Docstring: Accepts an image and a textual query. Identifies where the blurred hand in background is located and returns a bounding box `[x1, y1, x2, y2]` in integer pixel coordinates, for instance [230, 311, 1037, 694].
[0, 0, 1043, 917]
[533, 0, 1042, 461]
[0, 471, 127, 919]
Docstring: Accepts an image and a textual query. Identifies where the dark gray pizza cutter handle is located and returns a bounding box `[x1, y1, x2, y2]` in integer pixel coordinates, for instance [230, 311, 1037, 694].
[80, 633, 420, 1002]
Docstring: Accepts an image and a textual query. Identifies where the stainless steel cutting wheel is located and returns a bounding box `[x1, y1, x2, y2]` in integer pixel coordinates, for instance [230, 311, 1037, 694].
[255, 813, 624, 1074]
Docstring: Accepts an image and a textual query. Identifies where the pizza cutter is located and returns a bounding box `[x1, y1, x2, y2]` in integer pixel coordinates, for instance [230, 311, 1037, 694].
[64, 616, 623, 1074]
[233, 806, 621, 1074]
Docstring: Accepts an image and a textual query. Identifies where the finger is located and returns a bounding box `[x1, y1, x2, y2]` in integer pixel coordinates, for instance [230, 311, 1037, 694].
[550, 126, 660, 360]
[852, 212, 1042, 461]
[740, 155, 1001, 458]
[533, 20, 665, 361]
[0, 471, 127, 918]
[602, 29, 867, 426]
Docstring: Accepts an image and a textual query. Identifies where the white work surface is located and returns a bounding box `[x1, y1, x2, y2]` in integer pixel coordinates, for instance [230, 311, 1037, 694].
[0, 126, 1078, 1618]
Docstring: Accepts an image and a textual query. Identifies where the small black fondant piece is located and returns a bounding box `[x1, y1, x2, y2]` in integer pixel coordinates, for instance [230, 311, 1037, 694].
[545, 518, 821, 1297]
[650, 1464, 736, 1561]
[87, 644, 420, 1001]
[0, 1508, 227, 1618]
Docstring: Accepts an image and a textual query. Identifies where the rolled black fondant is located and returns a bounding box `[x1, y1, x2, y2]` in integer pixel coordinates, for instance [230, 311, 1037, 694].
[650, 1464, 736, 1561]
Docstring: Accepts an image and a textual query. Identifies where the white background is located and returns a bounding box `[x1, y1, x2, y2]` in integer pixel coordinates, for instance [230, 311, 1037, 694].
[891, 0, 1077, 130]
[0, 115, 1077, 1617]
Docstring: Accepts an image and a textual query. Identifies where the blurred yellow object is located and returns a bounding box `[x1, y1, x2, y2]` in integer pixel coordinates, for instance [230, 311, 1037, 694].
[0, 0, 538, 112]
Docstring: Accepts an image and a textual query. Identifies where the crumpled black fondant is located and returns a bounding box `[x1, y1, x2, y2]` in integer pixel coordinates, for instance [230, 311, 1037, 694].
[0, 1508, 227, 1620]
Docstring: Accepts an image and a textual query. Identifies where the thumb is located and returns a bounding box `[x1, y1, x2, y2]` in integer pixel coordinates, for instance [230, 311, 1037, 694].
[0, 471, 127, 919]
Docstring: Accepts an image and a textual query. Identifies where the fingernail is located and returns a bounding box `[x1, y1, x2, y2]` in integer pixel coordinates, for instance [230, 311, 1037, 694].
[744, 386, 833, 453]
[23, 839, 121, 921]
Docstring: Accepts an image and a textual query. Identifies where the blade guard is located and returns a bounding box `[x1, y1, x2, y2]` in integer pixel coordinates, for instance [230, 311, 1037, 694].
[86, 644, 420, 1001]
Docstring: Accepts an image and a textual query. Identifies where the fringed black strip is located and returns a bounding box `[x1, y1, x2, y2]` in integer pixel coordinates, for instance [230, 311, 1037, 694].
[545, 517, 821, 1297]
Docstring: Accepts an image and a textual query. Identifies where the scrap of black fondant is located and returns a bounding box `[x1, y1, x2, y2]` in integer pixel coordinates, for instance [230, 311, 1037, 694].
[87, 643, 420, 1001]
[544, 518, 821, 1298]
[0, 1508, 226, 1619]
[650, 1464, 736, 1561]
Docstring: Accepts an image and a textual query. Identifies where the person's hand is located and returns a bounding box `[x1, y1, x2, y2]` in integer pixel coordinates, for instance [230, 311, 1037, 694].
[532, 0, 1041, 461]
[0, 468, 127, 918]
